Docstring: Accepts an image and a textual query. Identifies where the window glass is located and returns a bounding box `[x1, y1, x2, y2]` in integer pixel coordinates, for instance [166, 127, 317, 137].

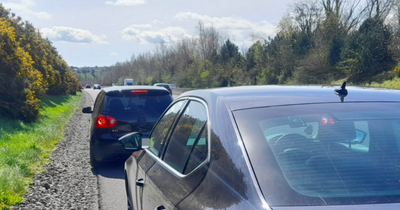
[234, 102, 400, 206]
[163, 101, 208, 174]
[184, 127, 208, 174]
[104, 94, 172, 116]
[93, 92, 105, 114]
[148, 100, 185, 156]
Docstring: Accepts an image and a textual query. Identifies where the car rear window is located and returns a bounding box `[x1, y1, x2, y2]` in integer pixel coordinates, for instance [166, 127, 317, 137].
[234, 102, 400, 206]
[102, 89, 172, 116]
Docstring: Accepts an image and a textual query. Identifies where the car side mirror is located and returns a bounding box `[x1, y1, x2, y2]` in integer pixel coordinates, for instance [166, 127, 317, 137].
[119, 132, 142, 151]
[82, 107, 93, 113]
[351, 129, 367, 144]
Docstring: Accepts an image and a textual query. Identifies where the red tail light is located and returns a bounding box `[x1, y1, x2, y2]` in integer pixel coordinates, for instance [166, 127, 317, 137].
[95, 114, 117, 128]
[131, 90, 148, 93]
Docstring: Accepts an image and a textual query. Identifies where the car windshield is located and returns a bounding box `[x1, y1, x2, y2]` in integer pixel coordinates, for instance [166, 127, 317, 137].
[234, 102, 400, 206]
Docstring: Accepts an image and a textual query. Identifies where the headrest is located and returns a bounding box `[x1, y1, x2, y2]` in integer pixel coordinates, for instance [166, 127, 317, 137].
[318, 120, 356, 142]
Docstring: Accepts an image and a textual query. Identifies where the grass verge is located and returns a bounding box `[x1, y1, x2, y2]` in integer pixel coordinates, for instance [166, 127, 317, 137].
[0, 93, 82, 209]
[369, 76, 400, 89]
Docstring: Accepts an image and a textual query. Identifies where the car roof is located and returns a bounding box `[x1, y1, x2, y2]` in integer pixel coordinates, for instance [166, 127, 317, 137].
[154, 83, 170, 87]
[178, 85, 400, 110]
[102, 85, 169, 93]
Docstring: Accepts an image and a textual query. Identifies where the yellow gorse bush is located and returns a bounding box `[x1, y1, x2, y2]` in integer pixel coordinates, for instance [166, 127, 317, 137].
[0, 12, 80, 122]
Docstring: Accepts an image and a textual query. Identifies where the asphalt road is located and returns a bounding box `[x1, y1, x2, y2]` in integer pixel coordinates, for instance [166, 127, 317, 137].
[84, 88, 181, 210]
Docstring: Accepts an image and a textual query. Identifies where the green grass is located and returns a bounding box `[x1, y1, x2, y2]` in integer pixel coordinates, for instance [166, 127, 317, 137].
[369, 76, 400, 89]
[0, 93, 82, 209]
[331, 76, 400, 89]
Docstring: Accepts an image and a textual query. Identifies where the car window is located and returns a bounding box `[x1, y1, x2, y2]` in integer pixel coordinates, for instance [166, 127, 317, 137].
[162, 100, 208, 174]
[184, 127, 208, 174]
[93, 92, 105, 115]
[103, 94, 172, 116]
[234, 102, 400, 206]
[148, 100, 186, 156]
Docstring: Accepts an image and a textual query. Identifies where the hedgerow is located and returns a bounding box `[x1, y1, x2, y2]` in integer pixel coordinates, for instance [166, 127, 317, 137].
[0, 5, 80, 122]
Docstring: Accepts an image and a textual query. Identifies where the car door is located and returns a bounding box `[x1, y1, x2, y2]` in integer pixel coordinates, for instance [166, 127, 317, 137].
[141, 99, 210, 209]
[135, 100, 187, 210]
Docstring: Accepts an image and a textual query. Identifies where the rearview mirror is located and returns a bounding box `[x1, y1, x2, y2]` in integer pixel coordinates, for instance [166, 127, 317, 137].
[119, 132, 142, 151]
[82, 107, 92, 113]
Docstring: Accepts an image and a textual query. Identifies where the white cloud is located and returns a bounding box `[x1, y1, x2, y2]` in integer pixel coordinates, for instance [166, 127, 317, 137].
[110, 52, 119, 56]
[41, 26, 108, 44]
[105, 0, 145, 6]
[152, 20, 164, 25]
[3, 0, 52, 20]
[122, 24, 189, 44]
[174, 12, 277, 42]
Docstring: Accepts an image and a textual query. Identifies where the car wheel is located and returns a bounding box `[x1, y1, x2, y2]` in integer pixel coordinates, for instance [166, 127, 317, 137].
[90, 148, 102, 168]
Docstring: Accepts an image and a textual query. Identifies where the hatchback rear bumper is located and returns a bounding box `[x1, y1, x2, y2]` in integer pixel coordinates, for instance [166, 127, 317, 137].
[91, 133, 132, 162]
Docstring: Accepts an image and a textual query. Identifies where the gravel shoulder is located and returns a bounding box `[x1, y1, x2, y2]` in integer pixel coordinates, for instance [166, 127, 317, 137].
[14, 91, 99, 210]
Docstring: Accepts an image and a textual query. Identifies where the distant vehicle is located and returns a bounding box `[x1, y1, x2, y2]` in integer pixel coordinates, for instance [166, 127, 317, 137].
[112, 83, 118, 86]
[85, 84, 91, 88]
[168, 84, 176, 88]
[93, 84, 101, 90]
[124, 79, 134, 86]
[123, 85, 400, 210]
[82, 86, 173, 168]
[153, 83, 172, 95]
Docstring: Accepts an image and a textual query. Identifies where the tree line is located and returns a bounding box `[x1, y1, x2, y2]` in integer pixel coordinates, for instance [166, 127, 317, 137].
[0, 4, 80, 122]
[79, 0, 400, 88]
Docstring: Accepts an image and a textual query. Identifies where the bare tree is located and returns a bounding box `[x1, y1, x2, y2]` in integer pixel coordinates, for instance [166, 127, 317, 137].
[366, 0, 395, 19]
[292, 0, 323, 33]
[322, 0, 367, 32]
[196, 21, 220, 60]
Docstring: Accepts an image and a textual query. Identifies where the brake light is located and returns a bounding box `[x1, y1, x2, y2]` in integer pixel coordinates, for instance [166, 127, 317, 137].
[95, 114, 117, 128]
[97, 115, 107, 127]
[131, 90, 148, 93]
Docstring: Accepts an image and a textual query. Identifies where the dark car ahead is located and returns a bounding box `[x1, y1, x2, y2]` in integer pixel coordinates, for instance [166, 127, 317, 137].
[82, 86, 172, 168]
[153, 83, 172, 95]
[85, 84, 91, 88]
[93, 84, 101, 90]
[121, 85, 400, 210]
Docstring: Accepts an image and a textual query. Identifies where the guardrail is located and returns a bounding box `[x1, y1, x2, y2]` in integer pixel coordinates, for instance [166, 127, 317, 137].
[172, 88, 194, 95]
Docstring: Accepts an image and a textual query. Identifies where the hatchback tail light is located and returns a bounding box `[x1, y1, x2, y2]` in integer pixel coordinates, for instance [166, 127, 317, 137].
[131, 90, 148, 93]
[95, 114, 117, 128]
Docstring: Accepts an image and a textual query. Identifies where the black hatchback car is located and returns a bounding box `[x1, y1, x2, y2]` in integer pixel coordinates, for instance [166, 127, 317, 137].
[121, 85, 400, 210]
[82, 86, 172, 168]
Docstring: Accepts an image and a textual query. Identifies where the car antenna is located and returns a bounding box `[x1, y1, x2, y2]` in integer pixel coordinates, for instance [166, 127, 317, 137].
[334, 82, 348, 102]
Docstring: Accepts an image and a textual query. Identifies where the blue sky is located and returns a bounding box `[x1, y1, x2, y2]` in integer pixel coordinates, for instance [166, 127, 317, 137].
[2, 0, 295, 67]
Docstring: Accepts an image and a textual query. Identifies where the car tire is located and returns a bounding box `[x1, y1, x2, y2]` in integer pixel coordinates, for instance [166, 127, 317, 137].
[90, 148, 102, 168]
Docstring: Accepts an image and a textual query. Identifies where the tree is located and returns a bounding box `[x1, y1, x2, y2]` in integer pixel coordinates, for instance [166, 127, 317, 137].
[343, 17, 395, 83]
[196, 21, 220, 61]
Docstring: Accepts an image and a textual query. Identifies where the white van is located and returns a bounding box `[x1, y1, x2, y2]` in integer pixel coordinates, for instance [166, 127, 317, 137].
[124, 79, 134, 86]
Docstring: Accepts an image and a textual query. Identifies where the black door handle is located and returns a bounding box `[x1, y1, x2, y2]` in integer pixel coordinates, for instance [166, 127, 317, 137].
[155, 205, 166, 210]
[136, 178, 144, 187]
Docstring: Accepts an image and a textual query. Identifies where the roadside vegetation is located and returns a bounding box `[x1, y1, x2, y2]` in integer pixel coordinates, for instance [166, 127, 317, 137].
[0, 4, 81, 123]
[78, 0, 400, 89]
[0, 93, 82, 209]
[370, 76, 400, 89]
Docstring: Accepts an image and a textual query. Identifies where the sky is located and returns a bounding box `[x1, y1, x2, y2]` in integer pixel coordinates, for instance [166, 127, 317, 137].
[2, 0, 296, 67]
